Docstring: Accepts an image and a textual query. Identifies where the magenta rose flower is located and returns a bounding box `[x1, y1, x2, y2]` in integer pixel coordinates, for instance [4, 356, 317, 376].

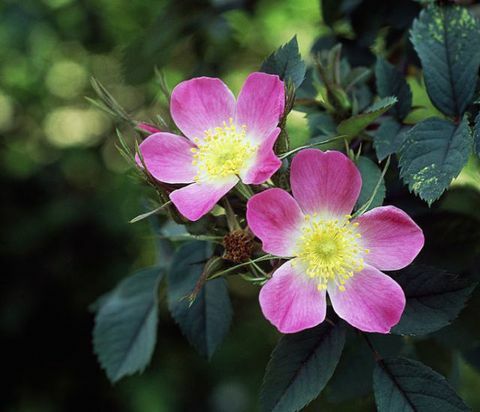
[138, 72, 285, 221]
[246, 149, 424, 334]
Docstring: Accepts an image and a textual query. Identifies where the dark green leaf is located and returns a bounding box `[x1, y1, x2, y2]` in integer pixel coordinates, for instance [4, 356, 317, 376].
[93, 267, 163, 382]
[399, 117, 472, 204]
[373, 357, 469, 412]
[326, 332, 374, 403]
[167, 241, 232, 359]
[375, 58, 412, 120]
[260, 321, 346, 412]
[410, 5, 480, 116]
[355, 156, 386, 212]
[338, 96, 397, 138]
[392, 265, 477, 336]
[474, 113, 480, 157]
[328, 332, 405, 403]
[307, 112, 337, 139]
[374, 118, 409, 161]
[261, 36, 306, 89]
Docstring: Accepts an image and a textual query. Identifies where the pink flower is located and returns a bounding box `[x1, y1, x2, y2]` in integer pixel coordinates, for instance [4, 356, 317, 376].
[246, 149, 424, 334]
[138, 72, 285, 221]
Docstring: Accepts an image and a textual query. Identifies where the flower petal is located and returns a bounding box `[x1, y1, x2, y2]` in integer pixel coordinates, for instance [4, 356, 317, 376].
[259, 260, 327, 334]
[355, 206, 424, 271]
[328, 264, 405, 333]
[170, 177, 238, 221]
[240, 127, 282, 184]
[290, 149, 362, 217]
[137, 133, 197, 184]
[170, 77, 236, 141]
[246, 188, 304, 257]
[236, 72, 285, 141]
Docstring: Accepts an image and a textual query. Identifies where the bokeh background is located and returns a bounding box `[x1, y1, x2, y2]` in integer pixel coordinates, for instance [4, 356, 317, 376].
[2, 0, 480, 411]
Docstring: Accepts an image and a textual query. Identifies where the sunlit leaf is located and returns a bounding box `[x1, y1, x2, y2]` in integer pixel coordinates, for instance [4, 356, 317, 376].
[261, 36, 306, 89]
[338, 96, 397, 138]
[410, 5, 480, 116]
[399, 117, 472, 204]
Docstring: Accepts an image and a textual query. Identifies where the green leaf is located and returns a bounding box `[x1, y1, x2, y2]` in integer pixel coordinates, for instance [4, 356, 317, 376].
[355, 156, 386, 212]
[374, 118, 409, 161]
[328, 333, 404, 403]
[474, 113, 480, 157]
[375, 58, 412, 120]
[337, 96, 397, 138]
[373, 357, 469, 411]
[391, 265, 477, 336]
[260, 321, 346, 412]
[410, 5, 480, 117]
[93, 267, 163, 382]
[261, 36, 306, 89]
[326, 332, 374, 403]
[399, 117, 472, 204]
[167, 241, 232, 359]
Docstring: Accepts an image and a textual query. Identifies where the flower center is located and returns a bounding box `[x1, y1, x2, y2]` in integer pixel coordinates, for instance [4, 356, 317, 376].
[294, 214, 370, 292]
[191, 118, 257, 182]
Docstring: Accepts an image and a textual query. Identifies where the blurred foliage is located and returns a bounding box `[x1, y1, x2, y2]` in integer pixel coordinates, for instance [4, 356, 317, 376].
[1, 0, 480, 411]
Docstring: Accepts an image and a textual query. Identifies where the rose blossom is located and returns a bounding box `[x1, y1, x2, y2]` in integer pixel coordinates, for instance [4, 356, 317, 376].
[138, 72, 285, 221]
[246, 149, 424, 334]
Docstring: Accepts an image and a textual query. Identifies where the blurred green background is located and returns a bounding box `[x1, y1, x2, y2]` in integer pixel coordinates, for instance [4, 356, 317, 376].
[0, 1, 317, 411]
[2, 1, 480, 411]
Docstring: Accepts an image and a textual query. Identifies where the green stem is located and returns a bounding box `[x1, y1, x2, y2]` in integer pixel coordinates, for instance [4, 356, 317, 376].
[207, 254, 275, 281]
[279, 135, 347, 159]
[223, 198, 241, 231]
[249, 259, 268, 277]
[235, 180, 254, 200]
[129, 201, 172, 223]
[353, 155, 391, 218]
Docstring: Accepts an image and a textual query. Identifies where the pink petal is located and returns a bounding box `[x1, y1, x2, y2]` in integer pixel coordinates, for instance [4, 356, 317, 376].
[328, 264, 405, 333]
[259, 260, 327, 334]
[137, 133, 197, 184]
[236, 72, 285, 141]
[354, 206, 424, 271]
[169, 178, 238, 221]
[241, 127, 282, 184]
[290, 149, 362, 217]
[246, 188, 304, 257]
[170, 77, 236, 141]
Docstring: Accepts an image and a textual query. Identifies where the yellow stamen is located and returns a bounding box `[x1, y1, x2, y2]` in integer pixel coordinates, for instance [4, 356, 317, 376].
[294, 214, 369, 292]
[192, 118, 257, 182]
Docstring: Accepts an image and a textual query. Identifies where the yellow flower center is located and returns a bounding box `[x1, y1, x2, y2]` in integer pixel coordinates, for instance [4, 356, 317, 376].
[294, 214, 370, 292]
[191, 118, 257, 182]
